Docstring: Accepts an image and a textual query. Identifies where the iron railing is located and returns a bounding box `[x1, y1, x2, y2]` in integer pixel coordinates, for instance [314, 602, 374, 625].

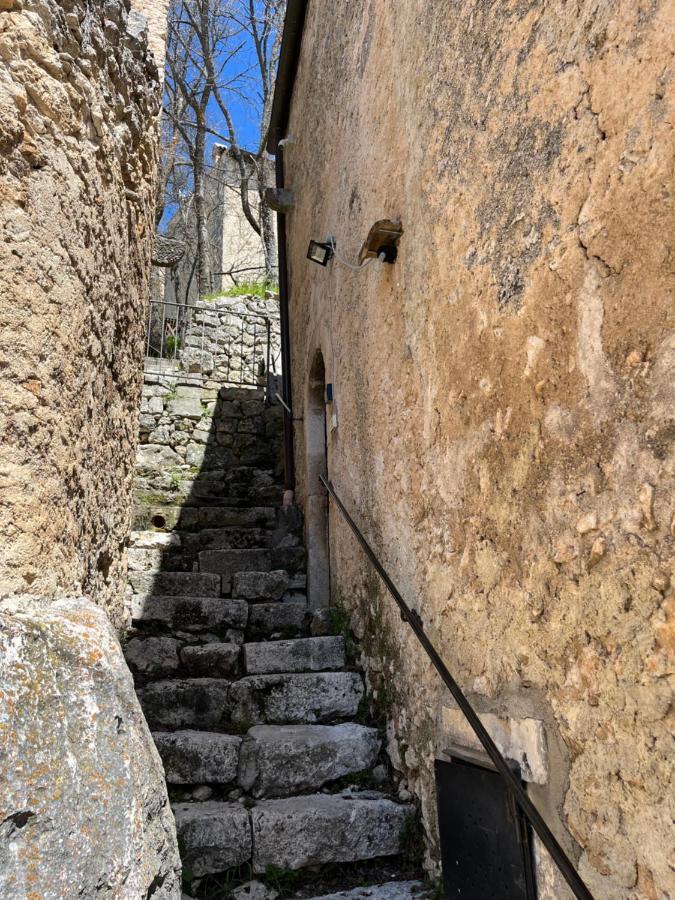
[144, 299, 281, 386]
[320, 475, 595, 900]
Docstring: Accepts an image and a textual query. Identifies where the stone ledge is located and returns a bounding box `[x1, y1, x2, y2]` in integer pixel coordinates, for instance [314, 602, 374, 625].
[440, 706, 548, 784]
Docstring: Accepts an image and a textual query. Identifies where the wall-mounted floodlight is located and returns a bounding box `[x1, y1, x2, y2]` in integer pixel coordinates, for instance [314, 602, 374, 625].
[307, 240, 334, 266]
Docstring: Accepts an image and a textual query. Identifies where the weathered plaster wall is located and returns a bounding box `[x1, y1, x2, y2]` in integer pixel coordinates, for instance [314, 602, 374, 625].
[0, 0, 166, 624]
[284, 2, 673, 898]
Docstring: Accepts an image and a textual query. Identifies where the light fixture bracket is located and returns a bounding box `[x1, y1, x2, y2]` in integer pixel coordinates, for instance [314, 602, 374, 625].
[358, 219, 403, 265]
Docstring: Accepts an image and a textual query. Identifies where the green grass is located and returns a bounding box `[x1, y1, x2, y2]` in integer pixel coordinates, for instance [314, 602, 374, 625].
[263, 865, 304, 893]
[201, 280, 278, 301]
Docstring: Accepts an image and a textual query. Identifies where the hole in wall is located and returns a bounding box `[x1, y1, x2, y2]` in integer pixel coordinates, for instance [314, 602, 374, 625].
[151, 514, 166, 529]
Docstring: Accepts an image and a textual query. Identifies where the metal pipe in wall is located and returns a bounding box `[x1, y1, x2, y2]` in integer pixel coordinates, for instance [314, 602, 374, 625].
[275, 148, 295, 497]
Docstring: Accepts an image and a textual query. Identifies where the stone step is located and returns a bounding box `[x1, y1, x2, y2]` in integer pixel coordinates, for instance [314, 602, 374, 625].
[138, 679, 232, 730]
[173, 794, 413, 878]
[173, 801, 251, 878]
[127, 547, 190, 573]
[154, 730, 242, 785]
[230, 672, 364, 726]
[246, 600, 308, 639]
[243, 636, 345, 675]
[251, 793, 414, 873]
[130, 596, 248, 632]
[233, 570, 290, 601]
[133, 504, 276, 532]
[124, 635, 182, 679]
[181, 527, 268, 552]
[199, 548, 272, 576]
[181, 642, 241, 677]
[306, 883, 430, 900]
[129, 571, 221, 598]
[238, 723, 380, 798]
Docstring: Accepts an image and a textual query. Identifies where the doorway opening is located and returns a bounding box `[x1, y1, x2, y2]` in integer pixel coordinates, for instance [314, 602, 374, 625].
[435, 754, 537, 899]
[305, 350, 330, 610]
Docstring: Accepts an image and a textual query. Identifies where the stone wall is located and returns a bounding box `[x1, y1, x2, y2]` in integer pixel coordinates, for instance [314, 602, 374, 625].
[0, 0, 164, 623]
[0, 1, 181, 895]
[146, 294, 282, 386]
[283, 2, 673, 898]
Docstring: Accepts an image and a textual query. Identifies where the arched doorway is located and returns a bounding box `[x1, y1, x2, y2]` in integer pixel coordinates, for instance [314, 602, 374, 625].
[305, 350, 330, 610]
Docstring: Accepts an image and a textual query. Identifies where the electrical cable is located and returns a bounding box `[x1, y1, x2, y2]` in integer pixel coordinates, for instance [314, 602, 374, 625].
[327, 236, 380, 271]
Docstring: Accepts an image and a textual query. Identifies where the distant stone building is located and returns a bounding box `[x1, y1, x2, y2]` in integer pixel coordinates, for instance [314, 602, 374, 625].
[162, 145, 276, 305]
[271, 2, 674, 899]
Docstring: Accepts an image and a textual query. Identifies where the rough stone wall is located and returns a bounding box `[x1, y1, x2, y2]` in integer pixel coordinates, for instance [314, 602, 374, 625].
[284, 2, 673, 898]
[0, 0, 164, 624]
[130, 0, 170, 79]
[0, 595, 180, 899]
[146, 294, 282, 385]
[0, 2, 181, 896]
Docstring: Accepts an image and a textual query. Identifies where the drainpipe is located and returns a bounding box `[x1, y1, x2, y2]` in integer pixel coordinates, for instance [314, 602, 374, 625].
[268, 0, 309, 503]
[275, 147, 295, 500]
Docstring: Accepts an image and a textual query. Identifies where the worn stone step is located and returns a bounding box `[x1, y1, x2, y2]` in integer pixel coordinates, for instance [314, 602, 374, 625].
[129, 571, 221, 598]
[251, 793, 414, 872]
[124, 635, 182, 679]
[233, 570, 290, 601]
[238, 723, 380, 798]
[131, 596, 248, 632]
[181, 642, 241, 677]
[138, 679, 232, 730]
[230, 672, 364, 726]
[129, 530, 182, 550]
[246, 600, 308, 639]
[306, 883, 430, 900]
[181, 527, 268, 552]
[199, 548, 271, 576]
[127, 547, 190, 573]
[133, 504, 276, 532]
[173, 801, 251, 877]
[154, 730, 242, 784]
[244, 636, 345, 675]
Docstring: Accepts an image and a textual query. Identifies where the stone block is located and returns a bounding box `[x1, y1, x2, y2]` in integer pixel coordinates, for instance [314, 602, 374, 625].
[129, 571, 221, 597]
[138, 679, 232, 730]
[154, 730, 242, 784]
[197, 506, 276, 528]
[271, 546, 307, 574]
[181, 642, 241, 677]
[244, 637, 345, 675]
[440, 706, 548, 784]
[137, 443, 182, 470]
[229, 672, 364, 726]
[233, 570, 289, 601]
[125, 635, 181, 679]
[167, 397, 203, 419]
[247, 602, 308, 639]
[199, 548, 271, 576]
[238, 724, 380, 798]
[0, 597, 180, 899]
[251, 794, 413, 872]
[131, 596, 248, 631]
[306, 883, 430, 900]
[173, 802, 251, 877]
[129, 531, 182, 550]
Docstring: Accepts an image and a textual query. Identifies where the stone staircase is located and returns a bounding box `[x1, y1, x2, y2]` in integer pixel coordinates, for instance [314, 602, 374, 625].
[125, 384, 428, 899]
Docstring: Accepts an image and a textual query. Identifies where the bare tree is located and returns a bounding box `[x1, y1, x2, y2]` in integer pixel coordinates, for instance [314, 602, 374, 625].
[160, 0, 285, 295]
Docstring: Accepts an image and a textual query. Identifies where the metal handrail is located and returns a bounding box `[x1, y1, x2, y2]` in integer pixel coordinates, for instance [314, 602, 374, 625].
[320, 475, 594, 900]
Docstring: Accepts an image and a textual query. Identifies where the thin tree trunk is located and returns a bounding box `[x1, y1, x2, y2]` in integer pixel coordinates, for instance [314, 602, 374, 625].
[257, 159, 277, 282]
[193, 110, 211, 297]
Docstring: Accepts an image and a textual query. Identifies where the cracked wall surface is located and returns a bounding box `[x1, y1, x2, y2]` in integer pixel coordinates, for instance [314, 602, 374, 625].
[284, 1, 673, 897]
[0, 0, 168, 624]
